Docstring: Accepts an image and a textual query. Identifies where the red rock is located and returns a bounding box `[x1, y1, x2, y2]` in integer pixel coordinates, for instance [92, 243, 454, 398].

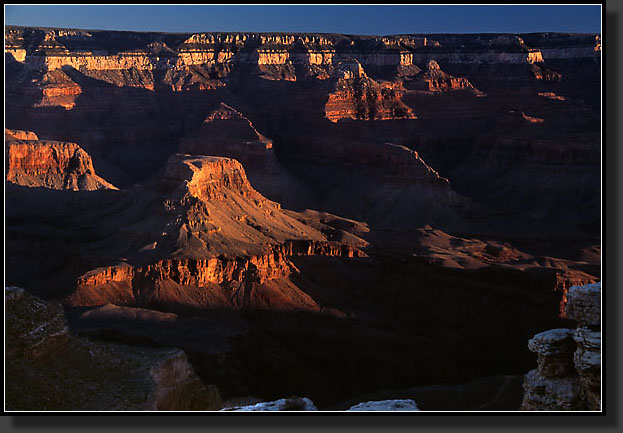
[407, 60, 482, 94]
[66, 154, 365, 309]
[530, 63, 562, 82]
[5, 129, 117, 191]
[36, 70, 82, 109]
[521, 112, 545, 124]
[325, 60, 416, 122]
[5, 129, 39, 140]
[179, 102, 316, 208]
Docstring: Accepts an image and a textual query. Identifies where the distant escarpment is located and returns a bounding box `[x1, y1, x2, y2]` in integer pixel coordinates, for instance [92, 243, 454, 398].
[5, 27, 600, 195]
[5, 28, 599, 90]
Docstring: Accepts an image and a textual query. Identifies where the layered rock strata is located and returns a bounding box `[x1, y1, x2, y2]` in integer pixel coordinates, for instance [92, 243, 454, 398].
[6, 27, 599, 89]
[521, 282, 601, 411]
[70, 238, 364, 308]
[6, 129, 116, 191]
[324, 60, 415, 122]
[4, 26, 601, 410]
[67, 154, 365, 309]
[407, 60, 481, 94]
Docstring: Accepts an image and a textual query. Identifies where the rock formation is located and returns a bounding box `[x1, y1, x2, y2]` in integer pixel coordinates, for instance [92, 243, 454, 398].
[5, 286, 222, 411]
[521, 282, 601, 411]
[180, 102, 273, 156]
[5, 28, 597, 89]
[407, 60, 481, 94]
[6, 128, 39, 140]
[66, 154, 365, 310]
[6, 129, 117, 190]
[179, 102, 314, 207]
[324, 59, 415, 122]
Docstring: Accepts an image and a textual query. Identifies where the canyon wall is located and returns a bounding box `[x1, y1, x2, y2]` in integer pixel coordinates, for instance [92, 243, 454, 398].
[6, 27, 599, 90]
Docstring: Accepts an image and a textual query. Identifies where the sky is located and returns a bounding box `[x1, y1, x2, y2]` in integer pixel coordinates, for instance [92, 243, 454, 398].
[4, 5, 602, 35]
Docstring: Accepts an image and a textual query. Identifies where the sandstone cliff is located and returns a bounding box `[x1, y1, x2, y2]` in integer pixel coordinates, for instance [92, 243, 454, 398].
[6, 129, 117, 191]
[6, 27, 598, 88]
[324, 60, 415, 122]
[66, 154, 365, 310]
[406, 60, 482, 94]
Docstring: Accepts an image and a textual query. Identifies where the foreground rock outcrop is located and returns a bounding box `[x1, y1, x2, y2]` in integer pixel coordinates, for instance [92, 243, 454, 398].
[521, 282, 601, 411]
[5, 287, 222, 411]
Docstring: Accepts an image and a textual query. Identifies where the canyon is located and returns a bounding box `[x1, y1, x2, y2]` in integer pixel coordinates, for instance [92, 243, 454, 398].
[4, 26, 601, 411]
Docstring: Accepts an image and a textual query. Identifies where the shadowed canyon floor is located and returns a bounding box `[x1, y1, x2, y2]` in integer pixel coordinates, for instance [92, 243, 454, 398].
[5, 27, 600, 410]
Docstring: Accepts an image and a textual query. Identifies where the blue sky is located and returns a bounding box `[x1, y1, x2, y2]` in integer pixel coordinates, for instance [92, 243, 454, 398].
[4, 5, 602, 35]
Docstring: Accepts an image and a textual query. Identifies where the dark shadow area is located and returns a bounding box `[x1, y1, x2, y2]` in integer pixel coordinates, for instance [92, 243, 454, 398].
[55, 248, 578, 410]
